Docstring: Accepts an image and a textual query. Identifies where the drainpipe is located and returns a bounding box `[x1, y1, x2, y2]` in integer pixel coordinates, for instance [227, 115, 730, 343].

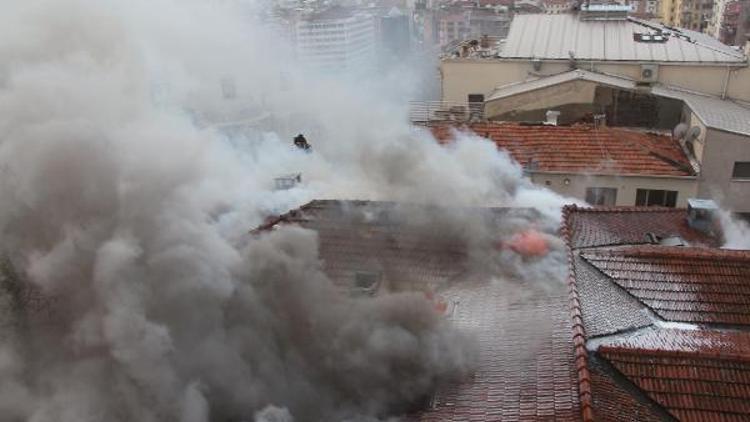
[721, 65, 731, 99]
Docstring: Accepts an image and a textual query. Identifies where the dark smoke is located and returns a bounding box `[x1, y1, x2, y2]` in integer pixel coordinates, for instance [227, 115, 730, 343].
[0, 1, 576, 421]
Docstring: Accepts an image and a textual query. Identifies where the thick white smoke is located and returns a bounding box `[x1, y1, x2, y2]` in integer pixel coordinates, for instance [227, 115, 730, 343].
[0, 1, 576, 421]
[719, 210, 750, 249]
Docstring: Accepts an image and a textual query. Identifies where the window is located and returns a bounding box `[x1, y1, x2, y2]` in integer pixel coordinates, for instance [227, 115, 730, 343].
[732, 162, 750, 179]
[585, 187, 617, 206]
[636, 189, 678, 207]
[467, 94, 485, 104]
[352, 271, 381, 296]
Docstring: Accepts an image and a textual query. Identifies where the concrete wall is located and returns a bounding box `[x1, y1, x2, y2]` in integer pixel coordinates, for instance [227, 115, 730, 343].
[441, 59, 750, 104]
[529, 172, 698, 206]
[484, 80, 596, 118]
[686, 108, 708, 162]
[484, 81, 683, 128]
[697, 128, 750, 212]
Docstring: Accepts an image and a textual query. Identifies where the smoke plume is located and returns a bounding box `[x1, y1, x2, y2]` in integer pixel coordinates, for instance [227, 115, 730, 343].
[0, 1, 575, 421]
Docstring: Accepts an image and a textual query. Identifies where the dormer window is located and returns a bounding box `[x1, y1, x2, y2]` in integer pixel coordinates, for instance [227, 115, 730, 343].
[352, 271, 381, 297]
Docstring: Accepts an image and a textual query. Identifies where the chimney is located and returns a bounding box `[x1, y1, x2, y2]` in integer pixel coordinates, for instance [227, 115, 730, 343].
[593, 113, 606, 128]
[274, 173, 302, 190]
[686, 198, 719, 235]
[545, 110, 561, 126]
[480, 34, 490, 49]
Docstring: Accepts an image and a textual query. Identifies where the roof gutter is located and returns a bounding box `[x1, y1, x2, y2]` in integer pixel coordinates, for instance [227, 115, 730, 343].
[527, 170, 697, 179]
[442, 57, 749, 67]
[721, 65, 731, 100]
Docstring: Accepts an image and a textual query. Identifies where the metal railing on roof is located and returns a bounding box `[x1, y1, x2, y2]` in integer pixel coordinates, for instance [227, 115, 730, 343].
[409, 100, 485, 123]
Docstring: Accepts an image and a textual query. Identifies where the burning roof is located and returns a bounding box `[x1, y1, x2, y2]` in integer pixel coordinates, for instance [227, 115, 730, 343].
[255, 200, 583, 420]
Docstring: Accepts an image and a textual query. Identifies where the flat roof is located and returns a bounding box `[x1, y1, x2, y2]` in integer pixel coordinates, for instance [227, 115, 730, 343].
[500, 14, 747, 63]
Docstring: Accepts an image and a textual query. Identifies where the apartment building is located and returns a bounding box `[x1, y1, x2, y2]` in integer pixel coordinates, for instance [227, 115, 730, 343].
[661, 0, 714, 30]
[432, 121, 699, 208]
[710, 0, 750, 45]
[293, 8, 377, 71]
[440, 12, 750, 105]
[542, 0, 576, 14]
[471, 68, 750, 212]
[423, 4, 510, 47]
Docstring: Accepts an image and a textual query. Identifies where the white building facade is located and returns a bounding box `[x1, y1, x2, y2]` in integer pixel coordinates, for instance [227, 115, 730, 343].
[294, 10, 376, 72]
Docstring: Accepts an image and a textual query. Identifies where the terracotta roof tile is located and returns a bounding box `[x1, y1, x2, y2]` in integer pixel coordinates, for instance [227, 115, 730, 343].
[563, 205, 718, 249]
[560, 207, 595, 422]
[582, 246, 750, 325]
[599, 329, 750, 421]
[431, 123, 694, 177]
[256, 200, 582, 420]
[587, 357, 673, 421]
[415, 280, 581, 421]
[561, 205, 748, 422]
[572, 255, 652, 337]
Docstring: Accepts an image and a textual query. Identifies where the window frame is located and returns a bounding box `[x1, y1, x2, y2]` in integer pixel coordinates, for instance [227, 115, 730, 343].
[635, 189, 678, 207]
[731, 162, 750, 179]
[585, 187, 618, 206]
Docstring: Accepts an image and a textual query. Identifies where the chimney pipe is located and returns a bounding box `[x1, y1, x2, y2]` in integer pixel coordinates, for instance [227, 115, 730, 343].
[545, 110, 561, 126]
[593, 113, 606, 128]
[686, 198, 719, 235]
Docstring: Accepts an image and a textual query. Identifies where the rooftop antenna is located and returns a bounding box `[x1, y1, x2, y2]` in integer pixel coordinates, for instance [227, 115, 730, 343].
[568, 50, 577, 69]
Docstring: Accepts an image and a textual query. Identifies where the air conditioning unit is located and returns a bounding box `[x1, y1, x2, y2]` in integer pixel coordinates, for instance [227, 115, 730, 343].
[639, 64, 659, 83]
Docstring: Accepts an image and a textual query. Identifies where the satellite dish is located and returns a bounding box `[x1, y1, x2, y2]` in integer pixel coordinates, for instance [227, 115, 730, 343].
[673, 122, 689, 140]
[686, 126, 702, 142]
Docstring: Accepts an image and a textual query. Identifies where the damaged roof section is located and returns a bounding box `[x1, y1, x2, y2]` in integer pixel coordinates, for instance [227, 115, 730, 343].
[431, 123, 695, 177]
[563, 205, 750, 421]
[500, 14, 746, 63]
[254, 200, 582, 420]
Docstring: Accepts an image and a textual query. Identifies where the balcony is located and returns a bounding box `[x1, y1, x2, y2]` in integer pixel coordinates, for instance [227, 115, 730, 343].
[409, 101, 484, 123]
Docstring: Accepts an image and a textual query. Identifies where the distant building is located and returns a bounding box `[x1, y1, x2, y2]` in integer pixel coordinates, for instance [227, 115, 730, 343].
[661, 0, 714, 31]
[628, 0, 659, 18]
[293, 8, 377, 72]
[542, 0, 575, 14]
[423, 4, 510, 47]
[379, 7, 412, 61]
[439, 13, 750, 106]
[710, 0, 750, 45]
[513, 0, 544, 13]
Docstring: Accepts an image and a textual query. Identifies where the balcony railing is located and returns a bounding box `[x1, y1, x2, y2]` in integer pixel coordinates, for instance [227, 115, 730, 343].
[409, 101, 485, 123]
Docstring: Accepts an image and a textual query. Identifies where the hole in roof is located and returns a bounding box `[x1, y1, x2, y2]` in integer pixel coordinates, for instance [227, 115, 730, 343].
[351, 271, 381, 297]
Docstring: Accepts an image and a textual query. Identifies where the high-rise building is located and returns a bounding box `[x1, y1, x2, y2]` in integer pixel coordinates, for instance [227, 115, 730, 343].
[379, 7, 412, 61]
[293, 8, 377, 72]
[661, 0, 714, 31]
[425, 5, 510, 48]
[710, 0, 750, 44]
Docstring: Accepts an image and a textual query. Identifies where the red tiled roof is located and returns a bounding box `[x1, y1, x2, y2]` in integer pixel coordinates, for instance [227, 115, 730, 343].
[561, 205, 749, 422]
[563, 205, 718, 249]
[415, 280, 580, 421]
[582, 246, 750, 325]
[587, 359, 671, 421]
[255, 200, 582, 420]
[430, 123, 694, 177]
[600, 329, 750, 421]
[560, 207, 595, 422]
